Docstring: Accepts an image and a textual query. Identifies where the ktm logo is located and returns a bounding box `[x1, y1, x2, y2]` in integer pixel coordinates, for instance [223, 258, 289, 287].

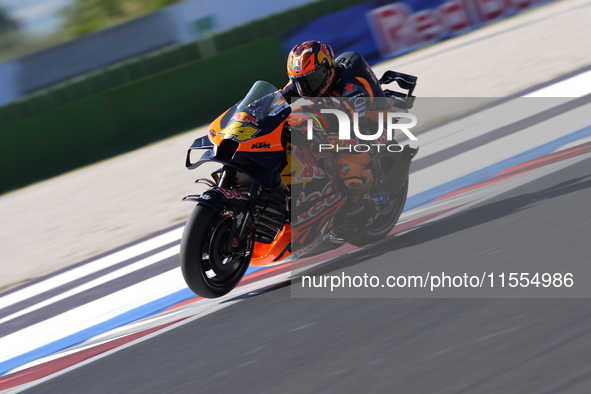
[217, 122, 260, 142]
[251, 142, 271, 149]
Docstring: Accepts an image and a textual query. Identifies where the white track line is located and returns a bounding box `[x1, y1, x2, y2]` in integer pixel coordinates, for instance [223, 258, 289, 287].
[0, 268, 187, 364]
[0, 227, 183, 310]
[0, 246, 179, 326]
[524, 69, 591, 97]
[410, 103, 591, 195]
[415, 69, 591, 152]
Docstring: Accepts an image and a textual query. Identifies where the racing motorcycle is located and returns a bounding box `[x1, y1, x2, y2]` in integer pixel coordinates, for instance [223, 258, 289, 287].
[181, 71, 417, 298]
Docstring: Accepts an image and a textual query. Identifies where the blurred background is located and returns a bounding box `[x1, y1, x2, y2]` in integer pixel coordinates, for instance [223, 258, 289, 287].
[0, 0, 554, 195]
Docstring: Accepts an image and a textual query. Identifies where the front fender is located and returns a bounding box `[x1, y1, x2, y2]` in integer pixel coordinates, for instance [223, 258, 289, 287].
[183, 187, 252, 253]
[182, 187, 249, 212]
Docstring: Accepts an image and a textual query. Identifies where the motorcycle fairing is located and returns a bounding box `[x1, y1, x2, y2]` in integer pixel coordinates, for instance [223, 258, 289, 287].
[187, 148, 287, 189]
[186, 86, 292, 188]
[207, 93, 290, 153]
[250, 223, 292, 265]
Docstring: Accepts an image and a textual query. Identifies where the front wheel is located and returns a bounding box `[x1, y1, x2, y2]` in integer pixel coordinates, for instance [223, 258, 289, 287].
[180, 205, 252, 298]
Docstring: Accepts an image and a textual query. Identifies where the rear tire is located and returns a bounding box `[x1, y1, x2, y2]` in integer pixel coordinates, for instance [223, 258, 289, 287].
[180, 205, 252, 298]
[346, 175, 408, 247]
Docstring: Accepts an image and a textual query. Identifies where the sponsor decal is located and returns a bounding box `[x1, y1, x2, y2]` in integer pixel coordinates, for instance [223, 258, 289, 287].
[232, 112, 259, 126]
[371, 192, 387, 204]
[344, 84, 354, 92]
[318, 44, 333, 66]
[317, 68, 335, 96]
[368, 0, 546, 57]
[236, 212, 244, 227]
[291, 145, 325, 187]
[353, 97, 367, 112]
[215, 187, 248, 200]
[269, 99, 290, 116]
[294, 179, 342, 223]
[252, 142, 271, 149]
[292, 199, 344, 250]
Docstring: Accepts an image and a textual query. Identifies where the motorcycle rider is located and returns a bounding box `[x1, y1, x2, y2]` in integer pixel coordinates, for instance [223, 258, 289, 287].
[280, 41, 393, 200]
[279, 40, 407, 241]
[282, 41, 399, 206]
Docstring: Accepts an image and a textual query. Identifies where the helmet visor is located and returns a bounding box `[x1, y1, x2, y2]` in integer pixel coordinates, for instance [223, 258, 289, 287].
[292, 61, 330, 97]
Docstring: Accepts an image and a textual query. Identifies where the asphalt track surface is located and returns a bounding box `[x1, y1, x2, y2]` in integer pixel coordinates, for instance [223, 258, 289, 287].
[25, 156, 591, 392]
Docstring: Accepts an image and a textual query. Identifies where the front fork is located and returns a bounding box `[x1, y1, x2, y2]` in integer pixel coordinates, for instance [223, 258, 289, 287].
[218, 166, 260, 255]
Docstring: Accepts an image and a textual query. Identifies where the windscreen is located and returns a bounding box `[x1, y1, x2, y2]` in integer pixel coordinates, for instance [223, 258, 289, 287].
[221, 81, 289, 129]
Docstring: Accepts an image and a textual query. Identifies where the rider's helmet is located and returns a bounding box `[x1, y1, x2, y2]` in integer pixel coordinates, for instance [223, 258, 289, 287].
[287, 41, 336, 97]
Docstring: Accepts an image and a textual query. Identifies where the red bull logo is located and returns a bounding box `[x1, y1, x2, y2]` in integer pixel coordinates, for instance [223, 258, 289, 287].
[292, 145, 325, 188]
[232, 112, 259, 126]
[318, 44, 332, 66]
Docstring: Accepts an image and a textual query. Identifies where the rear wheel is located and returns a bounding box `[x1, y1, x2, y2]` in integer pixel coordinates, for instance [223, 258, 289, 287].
[346, 175, 408, 246]
[180, 205, 252, 298]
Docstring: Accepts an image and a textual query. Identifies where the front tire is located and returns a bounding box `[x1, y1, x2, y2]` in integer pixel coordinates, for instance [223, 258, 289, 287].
[180, 205, 252, 298]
